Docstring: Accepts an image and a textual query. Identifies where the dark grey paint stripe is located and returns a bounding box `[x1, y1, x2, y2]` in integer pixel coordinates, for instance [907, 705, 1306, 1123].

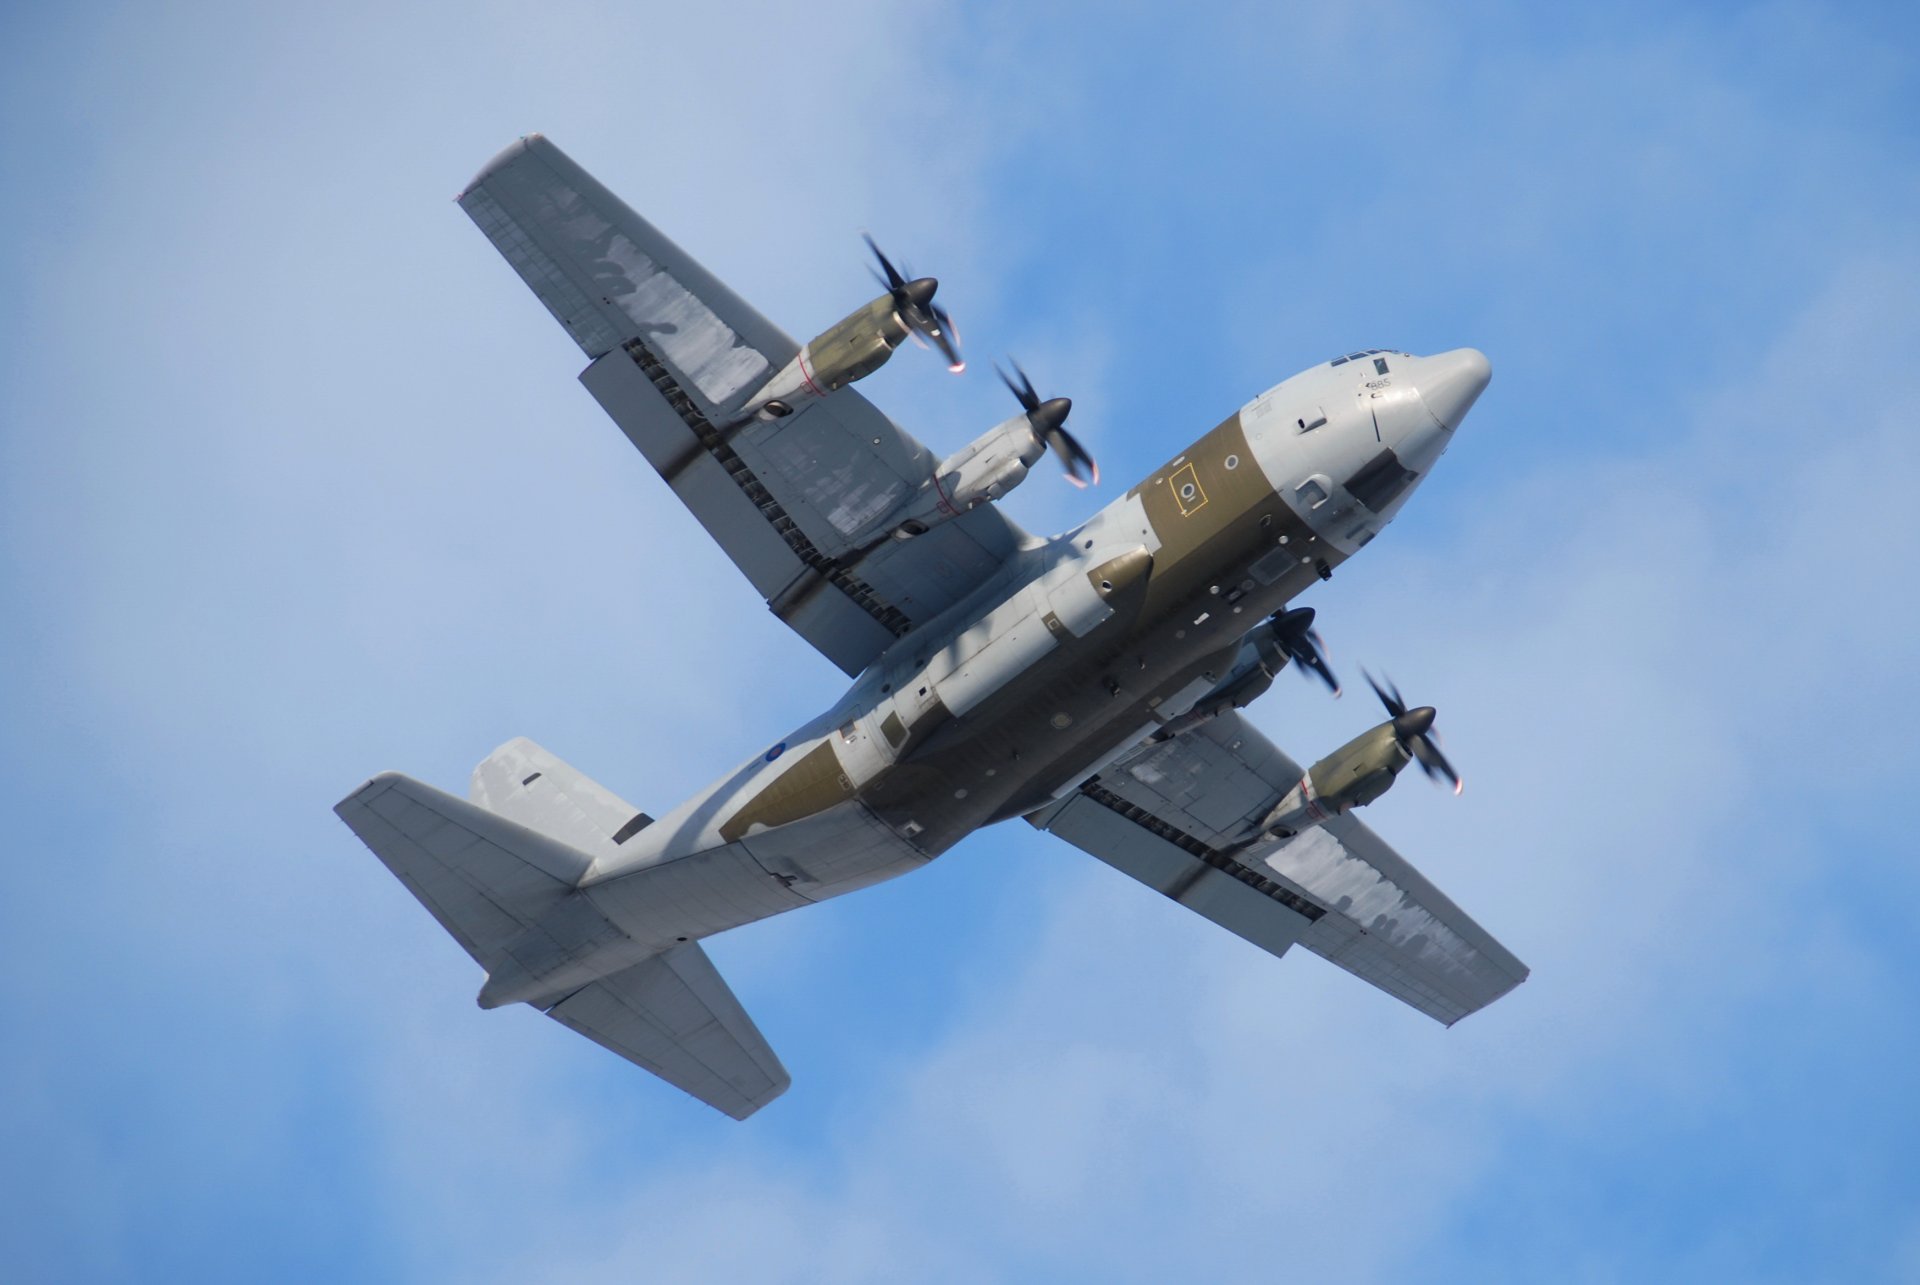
[1078, 780, 1326, 922]
[619, 338, 912, 639]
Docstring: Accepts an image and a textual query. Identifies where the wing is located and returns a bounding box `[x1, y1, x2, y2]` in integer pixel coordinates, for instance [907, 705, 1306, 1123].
[1029, 713, 1528, 1025]
[458, 135, 1028, 676]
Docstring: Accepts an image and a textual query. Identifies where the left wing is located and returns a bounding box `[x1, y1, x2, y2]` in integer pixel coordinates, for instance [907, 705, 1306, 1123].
[458, 134, 1027, 676]
[1029, 713, 1528, 1025]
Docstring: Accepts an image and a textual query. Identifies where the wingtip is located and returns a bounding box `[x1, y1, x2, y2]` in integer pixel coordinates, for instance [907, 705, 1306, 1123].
[335, 770, 408, 814]
[458, 132, 549, 199]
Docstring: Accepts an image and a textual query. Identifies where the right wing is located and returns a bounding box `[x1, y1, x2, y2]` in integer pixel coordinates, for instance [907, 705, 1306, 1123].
[1029, 712, 1528, 1026]
[458, 135, 1028, 677]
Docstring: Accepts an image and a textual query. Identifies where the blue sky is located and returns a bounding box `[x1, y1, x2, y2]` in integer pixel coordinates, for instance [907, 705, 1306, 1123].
[4, 1, 1919, 1281]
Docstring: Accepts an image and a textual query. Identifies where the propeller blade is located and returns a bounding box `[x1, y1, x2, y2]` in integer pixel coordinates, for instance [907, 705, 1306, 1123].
[928, 302, 964, 372]
[863, 236, 962, 371]
[863, 233, 905, 290]
[1364, 669, 1408, 720]
[1412, 735, 1463, 795]
[1272, 608, 1340, 695]
[998, 360, 1040, 413]
[999, 359, 1098, 487]
[1048, 425, 1097, 487]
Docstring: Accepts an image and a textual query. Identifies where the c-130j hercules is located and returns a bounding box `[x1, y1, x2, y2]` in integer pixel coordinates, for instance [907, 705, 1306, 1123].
[337, 135, 1527, 1120]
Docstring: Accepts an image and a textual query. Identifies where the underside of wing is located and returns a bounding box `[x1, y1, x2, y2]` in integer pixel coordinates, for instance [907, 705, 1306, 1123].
[1031, 713, 1529, 1025]
[458, 135, 1028, 676]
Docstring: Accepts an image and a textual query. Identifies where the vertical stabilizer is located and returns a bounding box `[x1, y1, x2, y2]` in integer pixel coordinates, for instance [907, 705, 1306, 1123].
[469, 737, 654, 855]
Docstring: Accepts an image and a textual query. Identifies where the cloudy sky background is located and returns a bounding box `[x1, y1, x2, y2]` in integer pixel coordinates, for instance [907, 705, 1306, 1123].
[4, 1, 1919, 1281]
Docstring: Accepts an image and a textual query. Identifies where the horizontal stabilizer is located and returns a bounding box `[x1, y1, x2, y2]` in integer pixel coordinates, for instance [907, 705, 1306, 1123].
[546, 942, 790, 1120]
[335, 772, 594, 965]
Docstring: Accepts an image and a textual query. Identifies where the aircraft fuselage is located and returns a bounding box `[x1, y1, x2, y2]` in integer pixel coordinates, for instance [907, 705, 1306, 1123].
[570, 348, 1488, 963]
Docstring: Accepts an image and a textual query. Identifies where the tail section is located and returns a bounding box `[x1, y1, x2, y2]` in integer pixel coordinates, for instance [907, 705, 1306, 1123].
[549, 943, 790, 1119]
[468, 736, 655, 855]
[335, 741, 791, 1119]
[335, 771, 594, 966]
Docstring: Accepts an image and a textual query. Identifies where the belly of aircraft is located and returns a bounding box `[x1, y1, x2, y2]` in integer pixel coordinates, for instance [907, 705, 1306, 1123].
[863, 533, 1339, 848]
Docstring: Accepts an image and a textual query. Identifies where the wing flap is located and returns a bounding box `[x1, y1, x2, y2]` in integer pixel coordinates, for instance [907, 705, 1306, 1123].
[1038, 791, 1312, 960]
[579, 346, 900, 674]
[545, 942, 790, 1120]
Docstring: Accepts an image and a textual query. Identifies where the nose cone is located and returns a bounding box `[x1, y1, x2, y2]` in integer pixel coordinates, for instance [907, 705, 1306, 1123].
[1417, 348, 1491, 431]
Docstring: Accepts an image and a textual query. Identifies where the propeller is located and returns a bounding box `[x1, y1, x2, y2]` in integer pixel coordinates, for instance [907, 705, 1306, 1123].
[1364, 669, 1462, 795]
[996, 360, 1099, 487]
[1266, 607, 1340, 696]
[864, 234, 964, 372]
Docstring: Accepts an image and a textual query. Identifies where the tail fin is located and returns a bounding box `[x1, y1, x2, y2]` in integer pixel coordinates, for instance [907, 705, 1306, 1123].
[468, 736, 655, 855]
[337, 747, 791, 1119]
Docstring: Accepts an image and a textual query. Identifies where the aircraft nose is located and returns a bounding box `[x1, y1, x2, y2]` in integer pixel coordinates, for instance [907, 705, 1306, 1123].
[1418, 348, 1491, 431]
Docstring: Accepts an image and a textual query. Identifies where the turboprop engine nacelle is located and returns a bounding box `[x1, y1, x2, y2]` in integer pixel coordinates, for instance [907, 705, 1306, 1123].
[743, 295, 911, 421]
[1251, 715, 1422, 839]
[1152, 635, 1286, 742]
[1151, 608, 1340, 741]
[883, 413, 1049, 539]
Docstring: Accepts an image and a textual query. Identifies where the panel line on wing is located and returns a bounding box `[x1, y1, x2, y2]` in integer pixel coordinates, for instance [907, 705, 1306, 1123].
[1079, 779, 1326, 922]
[618, 337, 913, 639]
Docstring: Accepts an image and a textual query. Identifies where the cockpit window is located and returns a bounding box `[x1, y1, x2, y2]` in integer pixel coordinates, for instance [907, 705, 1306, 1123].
[1373, 357, 1389, 375]
[1332, 348, 1403, 368]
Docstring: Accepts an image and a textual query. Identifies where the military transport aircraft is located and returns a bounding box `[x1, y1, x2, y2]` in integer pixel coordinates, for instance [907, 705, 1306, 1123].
[336, 135, 1528, 1120]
